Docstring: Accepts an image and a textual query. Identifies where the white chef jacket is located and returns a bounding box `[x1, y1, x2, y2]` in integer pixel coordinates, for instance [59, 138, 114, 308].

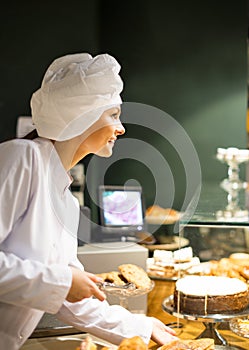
[0, 137, 153, 349]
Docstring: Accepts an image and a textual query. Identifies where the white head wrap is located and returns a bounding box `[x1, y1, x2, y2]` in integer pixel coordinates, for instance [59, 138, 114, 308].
[30, 53, 123, 141]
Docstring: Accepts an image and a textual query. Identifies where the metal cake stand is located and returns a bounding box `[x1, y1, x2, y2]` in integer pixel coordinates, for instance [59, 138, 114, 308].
[98, 281, 155, 309]
[162, 295, 249, 350]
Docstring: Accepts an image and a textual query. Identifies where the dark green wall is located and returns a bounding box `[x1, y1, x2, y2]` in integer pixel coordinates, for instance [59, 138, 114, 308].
[87, 1, 248, 215]
[0, 0, 100, 141]
[0, 1, 248, 214]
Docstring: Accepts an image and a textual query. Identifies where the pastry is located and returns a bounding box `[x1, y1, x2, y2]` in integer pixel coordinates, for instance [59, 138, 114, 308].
[118, 336, 147, 350]
[158, 338, 214, 350]
[145, 205, 180, 224]
[118, 264, 152, 289]
[229, 253, 249, 266]
[97, 271, 127, 285]
[96, 264, 152, 290]
[76, 336, 97, 350]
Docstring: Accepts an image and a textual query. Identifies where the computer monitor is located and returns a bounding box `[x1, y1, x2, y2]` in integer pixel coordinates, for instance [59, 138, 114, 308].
[98, 185, 146, 236]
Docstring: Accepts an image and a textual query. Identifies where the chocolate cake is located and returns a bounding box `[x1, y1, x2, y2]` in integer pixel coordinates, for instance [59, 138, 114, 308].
[174, 276, 249, 315]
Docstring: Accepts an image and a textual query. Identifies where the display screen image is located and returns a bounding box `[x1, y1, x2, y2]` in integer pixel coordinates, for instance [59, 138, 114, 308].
[99, 186, 144, 227]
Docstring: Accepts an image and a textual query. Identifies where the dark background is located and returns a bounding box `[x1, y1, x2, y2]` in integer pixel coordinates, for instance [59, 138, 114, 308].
[0, 1, 248, 218]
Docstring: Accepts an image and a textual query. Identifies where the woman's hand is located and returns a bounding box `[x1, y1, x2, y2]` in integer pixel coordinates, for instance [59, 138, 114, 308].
[150, 317, 179, 345]
[66, 267, 106, 303]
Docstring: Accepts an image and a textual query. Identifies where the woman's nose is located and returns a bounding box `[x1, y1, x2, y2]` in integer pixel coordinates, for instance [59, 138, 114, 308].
[116, 121, 125, 136]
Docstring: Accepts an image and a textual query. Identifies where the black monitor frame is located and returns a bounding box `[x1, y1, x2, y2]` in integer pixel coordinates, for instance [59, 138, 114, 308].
[98, 185, 146, 235]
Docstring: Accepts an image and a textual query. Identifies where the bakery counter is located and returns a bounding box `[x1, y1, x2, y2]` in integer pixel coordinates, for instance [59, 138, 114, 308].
[147, 279, 248, 350]
[22, 278, 248, 349]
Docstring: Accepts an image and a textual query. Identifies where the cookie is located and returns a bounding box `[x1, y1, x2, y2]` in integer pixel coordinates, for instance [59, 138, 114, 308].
[97, 271, 127, 285]
[118, 264, 151, 289]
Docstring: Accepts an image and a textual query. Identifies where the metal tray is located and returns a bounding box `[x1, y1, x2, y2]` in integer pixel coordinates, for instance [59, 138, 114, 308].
[21, 334, 115, 350]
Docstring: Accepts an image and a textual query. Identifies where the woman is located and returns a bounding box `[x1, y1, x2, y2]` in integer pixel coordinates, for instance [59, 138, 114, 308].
[0, 53, 177, 349]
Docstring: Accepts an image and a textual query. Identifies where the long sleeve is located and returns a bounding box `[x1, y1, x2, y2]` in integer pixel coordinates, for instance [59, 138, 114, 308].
[56, 298, 153, 345]
[55, 250, 153, 345]
[0, 251, 72, 313]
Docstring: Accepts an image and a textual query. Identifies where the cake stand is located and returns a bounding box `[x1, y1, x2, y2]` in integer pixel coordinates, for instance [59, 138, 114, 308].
[162, 295, 249, 350]
[98, 281, 154, 309]
[216, 147, 249, 221]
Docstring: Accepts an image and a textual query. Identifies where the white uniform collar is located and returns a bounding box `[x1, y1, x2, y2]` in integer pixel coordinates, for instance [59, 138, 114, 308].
[35, 138, 73, 196]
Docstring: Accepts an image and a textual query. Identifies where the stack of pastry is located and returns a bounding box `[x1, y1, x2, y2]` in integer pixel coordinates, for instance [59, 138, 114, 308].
[147, 247, 200, 279]
[207, 253, 249, 283]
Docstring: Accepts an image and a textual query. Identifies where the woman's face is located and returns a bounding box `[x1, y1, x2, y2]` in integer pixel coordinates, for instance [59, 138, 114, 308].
[76, 107, 125, 158]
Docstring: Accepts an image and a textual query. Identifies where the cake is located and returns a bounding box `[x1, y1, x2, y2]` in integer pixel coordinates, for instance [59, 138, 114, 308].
[174, 275, 249, 315]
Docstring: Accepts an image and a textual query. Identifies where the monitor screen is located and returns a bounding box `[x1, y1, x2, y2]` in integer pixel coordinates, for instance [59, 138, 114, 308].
[98, 185, 145, 231]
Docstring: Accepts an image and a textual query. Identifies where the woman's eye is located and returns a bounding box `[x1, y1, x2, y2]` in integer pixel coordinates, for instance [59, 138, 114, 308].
[111, 113, 119, 120]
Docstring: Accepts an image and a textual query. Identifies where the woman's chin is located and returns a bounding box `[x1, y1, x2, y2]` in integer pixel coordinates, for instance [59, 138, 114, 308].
[95, 145, 113, 158]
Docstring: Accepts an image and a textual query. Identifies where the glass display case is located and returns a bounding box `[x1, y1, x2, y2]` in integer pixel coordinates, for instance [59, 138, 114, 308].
[179, 182, 249, 262]
[171, 182, 249, 349]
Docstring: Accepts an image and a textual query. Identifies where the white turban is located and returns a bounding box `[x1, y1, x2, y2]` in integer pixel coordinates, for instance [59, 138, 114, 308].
[30, 53, 123, 141]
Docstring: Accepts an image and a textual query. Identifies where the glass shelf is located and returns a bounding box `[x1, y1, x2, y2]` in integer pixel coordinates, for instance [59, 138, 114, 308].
[180, 182, 249, 227]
